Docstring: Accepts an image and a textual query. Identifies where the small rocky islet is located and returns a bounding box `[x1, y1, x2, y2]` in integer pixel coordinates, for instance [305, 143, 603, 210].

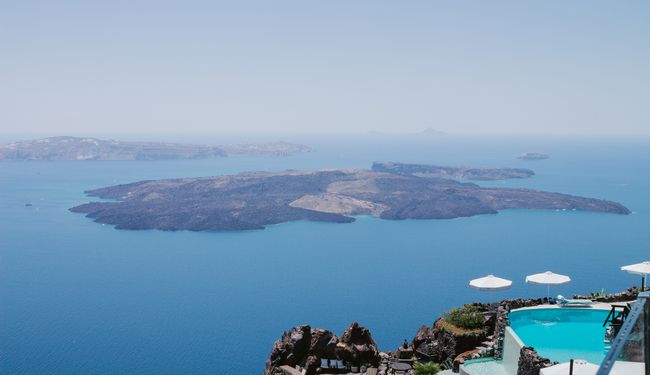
[265, 288, 640, 375]
[69, 162, 630, 232]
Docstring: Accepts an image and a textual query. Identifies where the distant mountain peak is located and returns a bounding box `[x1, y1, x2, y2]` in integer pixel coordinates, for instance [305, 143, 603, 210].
[417, 127, 447, 136]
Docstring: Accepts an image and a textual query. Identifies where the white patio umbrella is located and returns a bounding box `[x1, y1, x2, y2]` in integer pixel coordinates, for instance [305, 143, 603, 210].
[525, 271, 571, 301]
[621, 261, 650, 291]
[540, 360, 599, 375]
[469, 275, 512, 306]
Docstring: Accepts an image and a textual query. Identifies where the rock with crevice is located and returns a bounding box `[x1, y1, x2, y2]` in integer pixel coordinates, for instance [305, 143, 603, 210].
[265, 322, 380, 375]
[309, 328, 338, 359]
[433, 318, 489, 356]
[266, 325, 312, 373]
[516, 346, 554, 375]
[335, 322, 381, 367]
[411, 325, 457, 362]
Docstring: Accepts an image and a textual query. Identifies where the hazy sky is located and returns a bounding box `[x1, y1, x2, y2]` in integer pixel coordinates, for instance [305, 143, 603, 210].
[1, 1, 649, 136]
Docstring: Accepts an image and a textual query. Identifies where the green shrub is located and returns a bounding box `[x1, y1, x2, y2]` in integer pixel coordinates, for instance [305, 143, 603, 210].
[413, 361, 441, 375]
[588, 288, 606, 299]
[444, 304, 484, 330]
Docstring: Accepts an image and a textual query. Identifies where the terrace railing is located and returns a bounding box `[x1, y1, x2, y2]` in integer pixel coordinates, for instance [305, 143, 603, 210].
[596, 291, 649, 375]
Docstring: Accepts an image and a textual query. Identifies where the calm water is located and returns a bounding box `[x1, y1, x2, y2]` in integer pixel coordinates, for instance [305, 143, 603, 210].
[1, 136, 648, 374]
[509, 308, 609, 364]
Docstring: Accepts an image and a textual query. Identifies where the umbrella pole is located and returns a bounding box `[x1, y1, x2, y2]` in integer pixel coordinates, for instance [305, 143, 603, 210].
[641, 275, 645, 292]
[547, 285, 550, 303]
[490, 290, 497, 312]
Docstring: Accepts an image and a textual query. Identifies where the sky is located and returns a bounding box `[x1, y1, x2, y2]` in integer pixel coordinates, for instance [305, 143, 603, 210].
[1, 1, 649, 136]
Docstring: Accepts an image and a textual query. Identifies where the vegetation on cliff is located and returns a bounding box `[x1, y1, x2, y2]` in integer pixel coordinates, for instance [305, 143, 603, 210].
[442, 305, 486, 332]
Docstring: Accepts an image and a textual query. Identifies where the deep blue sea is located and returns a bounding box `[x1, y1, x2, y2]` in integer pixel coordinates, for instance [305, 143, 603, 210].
[1, 136, 648, 374]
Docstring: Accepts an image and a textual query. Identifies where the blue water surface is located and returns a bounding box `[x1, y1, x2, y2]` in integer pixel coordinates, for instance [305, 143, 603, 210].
[0, 136, 648, 374]
[509, 308, 609, 364]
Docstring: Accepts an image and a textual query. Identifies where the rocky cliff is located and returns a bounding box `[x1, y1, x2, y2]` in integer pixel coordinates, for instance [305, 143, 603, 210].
[265, 322, 380, 375]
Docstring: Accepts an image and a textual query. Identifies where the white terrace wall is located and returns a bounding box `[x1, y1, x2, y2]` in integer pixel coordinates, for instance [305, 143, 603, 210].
[502, 327, 525, 375]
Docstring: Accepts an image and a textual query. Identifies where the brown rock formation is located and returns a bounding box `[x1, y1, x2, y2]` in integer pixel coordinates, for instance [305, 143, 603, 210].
[265, 322, 380, 375]
[517, 346, 554, 375]
[410, 325, 457, 362]
[265, 325, 312, 374]
[335, 322, 380, 367]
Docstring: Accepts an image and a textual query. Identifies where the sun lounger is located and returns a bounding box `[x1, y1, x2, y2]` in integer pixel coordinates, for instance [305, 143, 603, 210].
[557, 295, 593, 306]
[320, 358, 330, 368]
[319, 359, 346, 372]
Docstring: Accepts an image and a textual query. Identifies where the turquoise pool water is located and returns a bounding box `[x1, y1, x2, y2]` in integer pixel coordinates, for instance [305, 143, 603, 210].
[462, 359, 510, 375]
[509, 308, 609, 364]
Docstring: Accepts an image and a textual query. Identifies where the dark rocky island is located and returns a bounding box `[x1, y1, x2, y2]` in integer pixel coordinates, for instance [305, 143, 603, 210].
[518, 152, 550, 160]
[0, 136, 310, 161]
[70, 162, 630, 231]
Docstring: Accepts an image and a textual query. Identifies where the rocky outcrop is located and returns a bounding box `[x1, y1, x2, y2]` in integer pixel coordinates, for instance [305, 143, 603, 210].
[335, 322, 380, 367]
[309, 328, 338, 359]
[516, 346, 554, 375]
[433, 319, 489, 355]
[394, 340, 415, 360]
[573, 286, 639, 303]
[265, 322, 379, 375]
[409, 303, 494, 364]
[265, 325, 312, 374]
[410, 325, 457, 362]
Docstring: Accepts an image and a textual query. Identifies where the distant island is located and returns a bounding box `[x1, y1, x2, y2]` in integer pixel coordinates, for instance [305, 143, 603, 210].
[518, 152, 550, 160]
[0, 136, 311, 161]
[70, 162, 630, 232]
[372, 162, 533, 180]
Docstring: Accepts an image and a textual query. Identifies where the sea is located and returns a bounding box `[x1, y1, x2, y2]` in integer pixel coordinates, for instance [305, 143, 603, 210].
[1, 135, 648, 374]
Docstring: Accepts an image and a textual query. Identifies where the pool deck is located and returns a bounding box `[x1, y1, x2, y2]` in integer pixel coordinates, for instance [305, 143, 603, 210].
[510, 301, 631, 312]
[611, 360, 645, 375]
[462, 300, 642, 375]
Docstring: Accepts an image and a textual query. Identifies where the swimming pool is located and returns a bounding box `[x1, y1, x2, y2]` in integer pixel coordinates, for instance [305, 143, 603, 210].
[460, 359, 510, 375]
[508, 307, 609, 364]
